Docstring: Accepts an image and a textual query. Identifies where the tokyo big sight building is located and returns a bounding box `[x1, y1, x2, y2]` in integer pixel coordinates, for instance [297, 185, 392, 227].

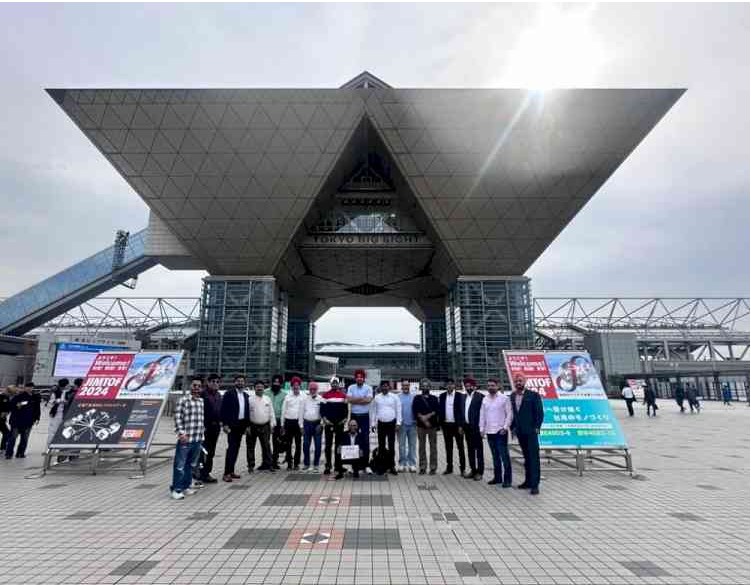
[0, 72, 684, 384]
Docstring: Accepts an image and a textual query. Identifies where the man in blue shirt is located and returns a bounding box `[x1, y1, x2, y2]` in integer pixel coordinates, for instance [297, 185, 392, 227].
[397, 379, 417, 472]
[346, 369, 373, 467]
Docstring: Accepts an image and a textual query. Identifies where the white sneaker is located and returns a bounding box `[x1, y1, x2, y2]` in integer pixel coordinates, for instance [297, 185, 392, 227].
[409, 466, 417, 473]
[396, 465, 404, 472]
[301, 466, 310, 472]
[170, 490, 184, 500]
[312, 466, 320, 474]
[366, 467, 373, 475]
[183, 488, 197, 496]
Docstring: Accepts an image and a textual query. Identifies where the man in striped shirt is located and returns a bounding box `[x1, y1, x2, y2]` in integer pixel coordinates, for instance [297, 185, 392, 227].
[170, 377, 205, 500]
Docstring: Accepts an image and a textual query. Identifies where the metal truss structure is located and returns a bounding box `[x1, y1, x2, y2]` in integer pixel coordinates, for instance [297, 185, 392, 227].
[25, 297, 201, 339]
[7, 295, 750, 363]
[535, 297, 750, 361]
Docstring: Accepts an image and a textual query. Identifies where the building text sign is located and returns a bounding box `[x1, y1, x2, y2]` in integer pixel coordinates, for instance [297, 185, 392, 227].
[303, 233, 431, 247]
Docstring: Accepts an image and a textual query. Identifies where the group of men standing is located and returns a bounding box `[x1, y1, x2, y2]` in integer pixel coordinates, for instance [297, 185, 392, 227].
[169, 369, 545, 500]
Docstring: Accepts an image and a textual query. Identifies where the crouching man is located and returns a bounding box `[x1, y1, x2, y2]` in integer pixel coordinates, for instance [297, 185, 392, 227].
[335, 419, 366, 480]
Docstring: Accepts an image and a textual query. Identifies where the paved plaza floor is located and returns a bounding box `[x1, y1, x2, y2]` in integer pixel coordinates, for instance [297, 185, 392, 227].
[1, 398, 748, 585]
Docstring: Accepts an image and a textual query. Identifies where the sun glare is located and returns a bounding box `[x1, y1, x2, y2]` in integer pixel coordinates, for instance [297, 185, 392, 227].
[505, 4, 605, 89]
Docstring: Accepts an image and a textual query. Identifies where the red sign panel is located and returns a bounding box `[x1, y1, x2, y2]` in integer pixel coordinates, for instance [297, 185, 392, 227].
[504, 352, 557, 399]
[75, 353, 135, 400]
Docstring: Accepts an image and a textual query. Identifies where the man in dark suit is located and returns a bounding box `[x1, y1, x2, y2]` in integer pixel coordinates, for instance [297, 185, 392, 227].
[461, 377, 485, 480]
[510, 372, 545, 495]
[438, 380, 466, 475]
[220, 374, 251, 482]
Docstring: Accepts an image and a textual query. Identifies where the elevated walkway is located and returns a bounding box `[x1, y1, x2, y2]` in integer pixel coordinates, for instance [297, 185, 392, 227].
[0, 229, 158, 336]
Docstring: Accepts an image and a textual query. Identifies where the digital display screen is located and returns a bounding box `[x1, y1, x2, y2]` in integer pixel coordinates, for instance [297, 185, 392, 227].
[52, 343, 122, 378]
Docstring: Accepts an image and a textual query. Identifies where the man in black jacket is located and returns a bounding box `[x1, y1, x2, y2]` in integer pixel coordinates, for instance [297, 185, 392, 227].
[197, 374, 222, 483]
[5, 384, 40, 459]
[220, 374, 251, 482]
[413, 379, 440, 475]
[462, 377, 485, 480]
[510, 372, 545, 495]
[438, 380, 466, 475]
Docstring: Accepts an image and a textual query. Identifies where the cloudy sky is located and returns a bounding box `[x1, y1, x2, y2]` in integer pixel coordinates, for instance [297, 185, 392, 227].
[0, 3, 748, 343]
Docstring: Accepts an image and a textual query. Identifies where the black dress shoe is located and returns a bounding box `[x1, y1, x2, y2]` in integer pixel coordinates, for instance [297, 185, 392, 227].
[442, 468, 453, 475]
[473, 474, 483, 481]
[502, 483, 511, 488]
[517, 483, 530, 489]
[200, 475, 218, 484]
[323, 468, 331, 475]
[488, 479, 501, 485]
[334, 473, 344, 480]
[428, 469, 436, 475]
[530, 487, 539, 495]
[389, 469, 398, 475]
[352, 471, 360, 479]
[418, 470, 426, 475]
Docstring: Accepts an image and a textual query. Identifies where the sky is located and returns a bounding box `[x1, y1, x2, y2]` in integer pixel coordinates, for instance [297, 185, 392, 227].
[0, 3, 748, 344]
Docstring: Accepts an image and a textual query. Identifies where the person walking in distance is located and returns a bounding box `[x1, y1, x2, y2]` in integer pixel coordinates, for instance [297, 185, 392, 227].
[397, 380, 417, 472]
[674, 382, 686, 413]
[220, 374, 251, 482]
[281, 377, 305, 471]
[346, 370, 374, 470]
[4, 384, 40, 459]
[462, 377, 485, 480]
[0, 386, 12, 452]
[301, 382, 323, 473]
[685, 383, 701, 414]
[321, 377, 348, 475]
[265, 374, 287, 470]
[621, 382, 637, 417]
[195, 374, 221, 483]
[643, 384, 658, 417]
[413, 378, 439, 475]
[510, 373, 545, 495]
[46, 378, 71, 449]
[371, 380, 401, 475]
[247, 380, 276, 473]
[479, 379, 513, 487]
[722, 383, 733, 406]
[169, 378, 204, 500]
[438, 379, 466, 476]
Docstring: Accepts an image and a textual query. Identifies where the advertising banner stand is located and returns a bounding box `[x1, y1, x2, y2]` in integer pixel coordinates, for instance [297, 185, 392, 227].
[503, 350, 633, 477]
[41, 351, 183, 478]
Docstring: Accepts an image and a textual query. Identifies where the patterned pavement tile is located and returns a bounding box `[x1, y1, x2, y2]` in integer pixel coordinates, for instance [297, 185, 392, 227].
[2, 399, 747, 585]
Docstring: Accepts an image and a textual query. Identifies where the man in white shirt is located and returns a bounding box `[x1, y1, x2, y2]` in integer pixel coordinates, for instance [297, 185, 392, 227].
[621, 383, 636, 417]
[281, 377, 305, 470]
[301, 382, 323, 472]
[247, 380, 276, 473]
[479, 379, 514, 487]
[371, 381, 401, 475]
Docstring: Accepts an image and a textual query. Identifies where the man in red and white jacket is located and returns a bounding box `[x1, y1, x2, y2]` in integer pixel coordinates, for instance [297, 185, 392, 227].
[320, 377, 348, 475]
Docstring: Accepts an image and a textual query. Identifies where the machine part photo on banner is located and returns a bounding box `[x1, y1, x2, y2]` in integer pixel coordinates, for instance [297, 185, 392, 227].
[543, 352, 606, 400]
[52, 400, 134, 448]
[117, 353, 182, 399]
[503, 350, 627, 449]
